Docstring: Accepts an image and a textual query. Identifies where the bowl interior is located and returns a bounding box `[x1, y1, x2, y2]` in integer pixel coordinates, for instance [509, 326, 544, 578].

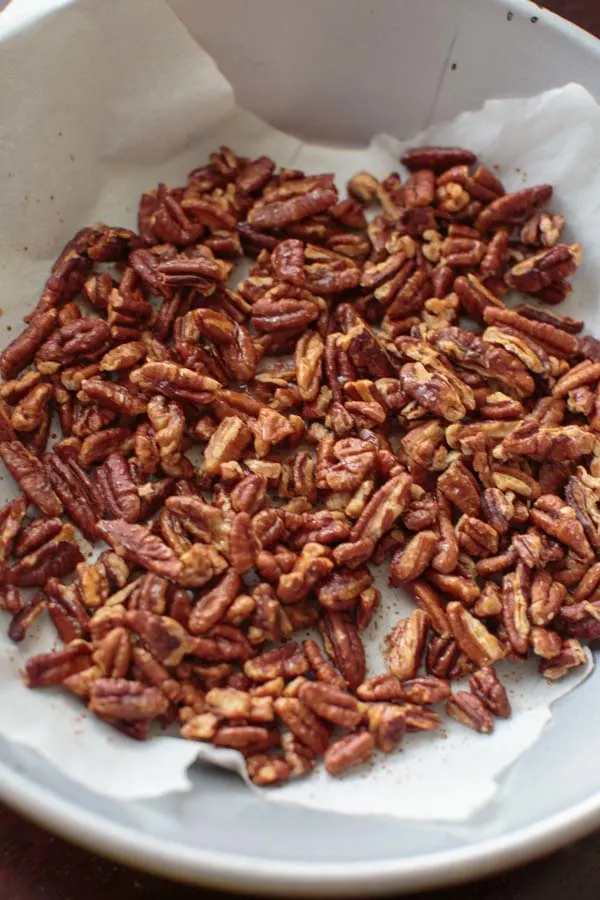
[2, 0, 600, 894]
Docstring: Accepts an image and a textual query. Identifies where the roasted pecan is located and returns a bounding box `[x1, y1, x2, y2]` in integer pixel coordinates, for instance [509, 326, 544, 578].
[89, 678, 169, 720]
[189, 570, 241, 635]
[539, 638, 588, 680]
[248, 185, 338, 230]
[324, 731, 375, 776]
[35, 319, 111, 374]
[277, 543, 333, 604]
[470, 667, 511, 718]
[456, 515, 499, 558]
[335, 473, 412, 568]
[385, 610, 428, 680]
[44, 452, 102, 540]
[437, 459, 481, 516]
[389, 531, 437, 584]
[0, 441, 62, 516]
[273, 697, 329, 754]
[446, 691, 494, 733]
[401, 146, 477, 173]
[298, 681, 362, 729]
[96, 452, 141, 523]
[302, 639, 347, 689]
[476, 184, 553, 231]
[317, 566, 373, 611]
[25, 643, 92, 687]
[446, 602, 506, 668]
[0, 311, 58, 380]
[530, 494, 592, 557]
[505, 243, 581, 294]
[319, 611, 366, 691]
[96, 519, 183, 581]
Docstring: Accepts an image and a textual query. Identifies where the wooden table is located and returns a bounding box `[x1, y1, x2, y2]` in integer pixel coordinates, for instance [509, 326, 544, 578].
[2, 1, 600, 898]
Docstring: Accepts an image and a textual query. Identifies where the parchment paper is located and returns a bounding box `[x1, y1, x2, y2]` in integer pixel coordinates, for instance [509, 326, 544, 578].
[0, 0, 597, 822]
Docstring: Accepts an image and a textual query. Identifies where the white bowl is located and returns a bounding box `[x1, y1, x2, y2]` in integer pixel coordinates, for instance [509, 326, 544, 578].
[2, 0, 600, 895]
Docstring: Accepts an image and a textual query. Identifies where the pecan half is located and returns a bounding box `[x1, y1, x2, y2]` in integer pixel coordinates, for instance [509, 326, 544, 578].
[0, 441, 62, 516]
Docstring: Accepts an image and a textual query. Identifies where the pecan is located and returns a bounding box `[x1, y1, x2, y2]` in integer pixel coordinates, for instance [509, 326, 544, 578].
[273, 697, 329, 754]
[399, 361, 472, 422]
[246, 754, 291, 786]
[203, 417, 252, 476]
[189, 570, 241, 635]
[0, 310, 58, 380]
[97, 519, 183, 581]
[446, 602, 506, 667]
[46, 578, 89, 642]
[429, 327, 534, 397]
[277, 543, 333, 604]
[248, 185, 338, 230]
[431, 493, 459, 575]
[13, 516, 61, 558]
[529, 570, 564, 627]
[77, 427, 132, 468]
[539, 638, 588, 681]
[0, 497, 27, 563]
[11, 383, 53, 433]
[483, 306, 579, 357]
[145, 396, 192, 478]
[470, 667, 511, 718]
[205, 687, 273, 724]
[356, 586, 380, 630]
[389, 531, 437, 584]
[130, 362, 220, 406]
[401, 146, 477, 173]
[427, 572, 479, 606]
[319, 611, 366, 691]
[324, 732, 375, 776]
[446, 691, 494, 733]
[25, 643, 92, 687]
[438, 459, 481, 516]
[476, 184, 553, 231]
[35, 319, 111, 374]
[302, 639, 347, 689]
[93, 627, 132, 679]
[294, 331, 324, 401]
[317, 566, 373, 611]
[404, 170, 436, 207]
[386, 610, 428, 680]
[408, 580, 451, 637]
[244, 642, 308, 682]
[96, 452, 141, 523]
[362, 704, 405, 752]
[456, 515, 499, 558]
[505, 243, 581, 294]
[0, 441, 62, 516]
[335, 473, 412, 568]
[44, 452, 102, 540]
[271, 238, 305, 284]
[530, 494, 592, 557]
[298, 681, 362, 729]
[530, 627, 563, 660]
[78, 378, 147, 417]
[7, 591, 47, 643]
[89, 678, 169, 720]
[251, 295, 320, 333]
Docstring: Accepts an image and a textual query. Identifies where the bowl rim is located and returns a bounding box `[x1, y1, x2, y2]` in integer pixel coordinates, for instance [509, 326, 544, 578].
[2, 0, 600, 895]
[1, 756, 600, 896]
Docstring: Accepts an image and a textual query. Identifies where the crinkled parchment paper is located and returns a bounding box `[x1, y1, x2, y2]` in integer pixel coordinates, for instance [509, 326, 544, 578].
[0, 0, 597, 821]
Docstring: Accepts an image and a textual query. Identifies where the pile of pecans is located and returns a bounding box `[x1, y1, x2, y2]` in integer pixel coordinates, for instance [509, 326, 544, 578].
[0, 142, 597, 785]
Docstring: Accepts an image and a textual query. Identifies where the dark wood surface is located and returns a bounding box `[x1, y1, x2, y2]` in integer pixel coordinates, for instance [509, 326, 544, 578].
[2, 1, 600, 898]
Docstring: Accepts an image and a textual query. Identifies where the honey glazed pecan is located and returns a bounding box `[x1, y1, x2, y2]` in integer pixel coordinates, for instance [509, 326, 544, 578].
[0, 143, 595, 786]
